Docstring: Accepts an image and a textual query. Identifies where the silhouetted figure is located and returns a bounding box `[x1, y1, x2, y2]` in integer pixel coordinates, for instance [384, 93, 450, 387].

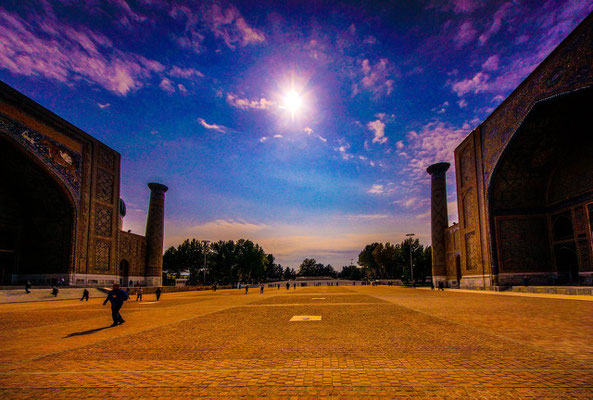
[245, 285, 249, 294]
[25, 281, 31, 294]
[80, 288, 89, 301]
[136, 287, 143, 301]
[51, 286, 59, 297]
[286, 282, 290, 290]
[212, 283, 217, 292]
[155, 287, 162, 301]
[103, 283, 129, 326]
[293, 283, 296, 290]
[430, 282, 435, 290]
[260, 284, 264, 294]
[277, 284, 280, 290]
[438, 281, 444, 291]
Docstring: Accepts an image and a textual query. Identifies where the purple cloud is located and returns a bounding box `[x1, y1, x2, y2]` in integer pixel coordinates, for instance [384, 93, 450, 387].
[159, 77, 175, 93]
[454, 21, 477, 47]
[226, 93, 273, 110]
[405, 121, 468, 181]
[478, 2, 512, 45]
[367, 119, 388, 144]
[355, 58, 395, 98]
[0, 8, 163, 96]
[168, 66, 204, 79]
[451, 71, 490, 96]
[482, 55, 499, 71]
[197, 117, 227, 133]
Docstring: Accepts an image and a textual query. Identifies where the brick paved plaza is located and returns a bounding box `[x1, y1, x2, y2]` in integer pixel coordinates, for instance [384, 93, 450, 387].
[0, 286, 592, 399]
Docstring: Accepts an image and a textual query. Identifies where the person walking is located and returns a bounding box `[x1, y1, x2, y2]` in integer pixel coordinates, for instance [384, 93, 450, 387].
[103, 283, 129, 327]
[136, 287, 143, 302]
[25, 281, 31, 294]
[155, 287, 162, 301]
[80, 288, 90, 301]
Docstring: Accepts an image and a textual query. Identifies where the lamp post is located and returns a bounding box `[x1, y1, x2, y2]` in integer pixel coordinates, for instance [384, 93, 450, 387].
[201, 240, 210, 284]
[406, 233, 415, 283]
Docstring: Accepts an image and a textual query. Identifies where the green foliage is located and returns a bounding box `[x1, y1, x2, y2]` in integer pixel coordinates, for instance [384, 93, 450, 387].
[355, 239, 432, 282]
[162, 238, 280, 284]
[297, 258, 337, 277]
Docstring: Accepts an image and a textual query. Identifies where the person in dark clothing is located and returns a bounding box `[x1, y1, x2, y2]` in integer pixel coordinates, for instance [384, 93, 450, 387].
[155, 287, 162, 301]
[51, 286, 59, 297]
[286, 282, 290, 290]
[136, 287, 143, 302]
[293, 283, 296, 290]
[103, 283, 129, 327]
[25, 281, 31, 294]
[438, 281, 444, 291]
[80, 288, 90, 301]
[245, 285, 249, 294]
[260, 284, 264, 294]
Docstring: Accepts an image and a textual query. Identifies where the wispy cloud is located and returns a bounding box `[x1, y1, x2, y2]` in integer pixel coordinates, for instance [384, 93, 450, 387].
[0, 7, 164, 96]
[226, 93, 274, 110]
[202, 4, 265, 49]
[405, 120, 468, 181]
[454, 21, 477, 47]
[159, 77, 175, 93]
[478, 2, 512, 45]
[97, 102, 111, 109]
[367, 182, 395, 195]
[354, 58, 395, 98]
[197, 117, 227, 133]
[168, 66, 204, 79]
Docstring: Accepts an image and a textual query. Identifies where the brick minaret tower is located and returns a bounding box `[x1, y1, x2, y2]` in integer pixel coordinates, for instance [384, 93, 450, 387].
[145, 182, 168, 286]
[427, 162, 450, 287]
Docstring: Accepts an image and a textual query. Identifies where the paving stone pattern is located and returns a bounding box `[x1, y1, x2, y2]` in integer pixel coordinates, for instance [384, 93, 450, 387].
[0, 286, 591, 399]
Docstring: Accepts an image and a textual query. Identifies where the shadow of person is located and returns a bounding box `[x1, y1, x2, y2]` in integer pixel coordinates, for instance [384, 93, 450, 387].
[63, 326, 112, 338]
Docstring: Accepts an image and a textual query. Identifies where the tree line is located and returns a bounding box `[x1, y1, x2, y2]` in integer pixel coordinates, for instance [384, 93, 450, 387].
[163, 239, 296, 285]
[345, 238, 432, 282]
[163, 237, 431, 284]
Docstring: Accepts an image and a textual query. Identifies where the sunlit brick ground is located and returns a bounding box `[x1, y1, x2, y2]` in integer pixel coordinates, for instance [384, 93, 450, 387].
[0, 286, 592, 399]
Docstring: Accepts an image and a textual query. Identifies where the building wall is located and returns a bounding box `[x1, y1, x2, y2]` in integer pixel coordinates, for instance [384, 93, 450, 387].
[452, 12, 593, 287]
[444, 224, 460, 287]
[118, 231, 148, 280]
[0, 82, 154, 286]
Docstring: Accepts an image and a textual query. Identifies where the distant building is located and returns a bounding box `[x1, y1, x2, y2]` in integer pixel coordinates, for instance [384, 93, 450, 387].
[428, 12, 593, 288]
[0, 82, 167, 286]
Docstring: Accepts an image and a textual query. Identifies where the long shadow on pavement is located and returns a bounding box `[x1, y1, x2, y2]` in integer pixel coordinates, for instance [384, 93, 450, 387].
[64, 326, 112, 338]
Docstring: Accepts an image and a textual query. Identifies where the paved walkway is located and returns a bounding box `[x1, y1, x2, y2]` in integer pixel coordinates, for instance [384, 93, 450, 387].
[0, 288, 107, 304]
[0, 286, 591, 399]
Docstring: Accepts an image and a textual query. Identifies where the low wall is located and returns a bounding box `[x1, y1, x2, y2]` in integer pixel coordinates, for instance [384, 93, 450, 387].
[121, 285, 233, 295]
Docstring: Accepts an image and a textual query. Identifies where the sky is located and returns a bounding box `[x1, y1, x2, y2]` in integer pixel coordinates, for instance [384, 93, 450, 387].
[1, 0, 591, 269]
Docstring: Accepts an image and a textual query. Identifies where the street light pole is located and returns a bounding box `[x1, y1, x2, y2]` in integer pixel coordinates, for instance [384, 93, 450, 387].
[406, 233, 415, 283]
[201, 240, 210, 284]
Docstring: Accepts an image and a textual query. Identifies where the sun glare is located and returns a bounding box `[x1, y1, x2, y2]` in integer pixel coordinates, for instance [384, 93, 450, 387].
[283, 90, 302, 114]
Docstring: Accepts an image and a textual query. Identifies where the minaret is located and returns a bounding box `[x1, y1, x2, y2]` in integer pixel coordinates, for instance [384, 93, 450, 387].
[427, 162, 450, 287]
[145, 182, 168, 286]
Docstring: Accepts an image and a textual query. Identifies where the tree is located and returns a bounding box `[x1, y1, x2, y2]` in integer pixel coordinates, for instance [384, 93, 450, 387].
[358, 243, 380, 278]
[297, 259, 336, 277]
[162, 238, 276, 285]
[356, 239, 432, 282]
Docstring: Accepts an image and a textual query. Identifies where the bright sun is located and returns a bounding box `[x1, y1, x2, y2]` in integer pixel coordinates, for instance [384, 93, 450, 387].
[283, 90, 302, 114]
